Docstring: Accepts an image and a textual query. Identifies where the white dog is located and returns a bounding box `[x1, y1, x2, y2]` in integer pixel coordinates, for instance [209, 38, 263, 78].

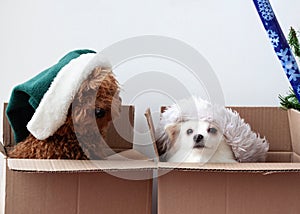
[155, 96, 269, 163]
[161, 120, 237, 163]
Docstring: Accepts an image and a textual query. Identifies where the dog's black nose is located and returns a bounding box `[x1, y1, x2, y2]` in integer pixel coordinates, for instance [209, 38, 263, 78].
[193, 134, 204, 143]
[193, 134, 205, 148]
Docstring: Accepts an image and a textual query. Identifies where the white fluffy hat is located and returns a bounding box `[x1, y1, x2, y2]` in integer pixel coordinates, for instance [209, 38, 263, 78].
[155, 96, 269, 162]
[27, 52, 111, 140]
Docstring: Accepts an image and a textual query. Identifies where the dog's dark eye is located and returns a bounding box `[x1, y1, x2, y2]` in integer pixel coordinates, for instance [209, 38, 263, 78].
[95, 108, 106, 118]
[187, 129, 193, 135]
[207, 127, 217, 134]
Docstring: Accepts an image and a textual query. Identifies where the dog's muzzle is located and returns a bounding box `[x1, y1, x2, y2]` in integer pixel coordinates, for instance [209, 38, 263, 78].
[193, 134, 205, 148]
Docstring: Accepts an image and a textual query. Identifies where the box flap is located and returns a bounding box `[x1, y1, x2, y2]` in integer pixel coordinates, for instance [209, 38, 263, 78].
[0, 142, 6, 157]
[288, 109, 300, 156]
[0, 153, 6, 214]
[266, 151, 291, 162]
[158, 162, 300, 172]
[106, 149, 150, 160]
[144, 108, 159, 159]
[230, 107, 291, 152]
[106, 105, 135, 151]
[292, 152, 300, 162]
[3, 103, 14, 147]
[7, 158, 156, 172]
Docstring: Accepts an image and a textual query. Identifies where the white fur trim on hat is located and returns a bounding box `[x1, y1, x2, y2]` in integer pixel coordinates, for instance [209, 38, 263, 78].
[155, 96, 269, 162]
[27, 52, 111, 140]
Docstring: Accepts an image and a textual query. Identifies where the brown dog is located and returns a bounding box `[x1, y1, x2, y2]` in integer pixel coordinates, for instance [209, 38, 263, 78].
[8, 66, 121, 160]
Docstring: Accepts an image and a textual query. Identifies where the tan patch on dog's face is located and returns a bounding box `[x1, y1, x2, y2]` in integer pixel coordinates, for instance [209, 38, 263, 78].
[165, 123, 180, 147]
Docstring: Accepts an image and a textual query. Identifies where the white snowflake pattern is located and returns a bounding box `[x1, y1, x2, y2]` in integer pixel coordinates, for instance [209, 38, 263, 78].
[297, 85, 300, 96]
[277, 48, 300, 82]
[267, 30, 279, 47]
[257, 0, 275, 21]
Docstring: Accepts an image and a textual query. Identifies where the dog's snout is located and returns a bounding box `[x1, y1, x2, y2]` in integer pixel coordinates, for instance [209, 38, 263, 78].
[193, 134, 205, 148]
[193, 134, 204, 143]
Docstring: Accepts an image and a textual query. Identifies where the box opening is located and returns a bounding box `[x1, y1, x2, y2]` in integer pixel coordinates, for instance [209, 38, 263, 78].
[145, 106, 300, 167]
[3, 103, 134, 156]
[2, 103, 157, 172]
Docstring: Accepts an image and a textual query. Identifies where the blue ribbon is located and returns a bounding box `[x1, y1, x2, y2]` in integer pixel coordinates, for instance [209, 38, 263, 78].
[253, 0, 300, 102]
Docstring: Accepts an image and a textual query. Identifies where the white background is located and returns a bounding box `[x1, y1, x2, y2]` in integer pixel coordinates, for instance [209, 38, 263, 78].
[0, 0, 300, 146]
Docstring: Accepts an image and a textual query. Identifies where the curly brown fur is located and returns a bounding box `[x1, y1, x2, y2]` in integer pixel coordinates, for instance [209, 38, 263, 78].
[9, 66, 121, 160]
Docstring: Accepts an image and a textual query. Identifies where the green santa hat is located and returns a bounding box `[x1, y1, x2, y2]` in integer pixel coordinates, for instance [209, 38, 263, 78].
[6, 49, 111, 142]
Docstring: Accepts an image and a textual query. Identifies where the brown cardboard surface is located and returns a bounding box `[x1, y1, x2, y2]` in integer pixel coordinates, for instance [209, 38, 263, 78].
[5, 168, 152, 214]
[78, 171, 152, 214]
[230, 107, 292, 152]
[288, 109, 300, 155]
[158, 170, 300, 214]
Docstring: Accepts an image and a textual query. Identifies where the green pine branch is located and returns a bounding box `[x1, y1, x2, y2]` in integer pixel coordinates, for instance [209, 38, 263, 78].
[278, 27, 300, 111]
[288, 27, 300, 58]
[279, 88, 300, 111]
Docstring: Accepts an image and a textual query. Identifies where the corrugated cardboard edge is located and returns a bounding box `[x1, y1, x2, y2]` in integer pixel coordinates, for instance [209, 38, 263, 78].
[158, 162, 300, 173]
[0, 152, 6, 214]
[7, 158, 156, 172]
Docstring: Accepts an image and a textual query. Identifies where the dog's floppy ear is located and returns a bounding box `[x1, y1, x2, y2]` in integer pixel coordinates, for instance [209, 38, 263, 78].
[165, 123, 180, 143]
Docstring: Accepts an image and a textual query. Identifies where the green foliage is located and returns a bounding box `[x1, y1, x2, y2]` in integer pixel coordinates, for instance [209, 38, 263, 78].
[288, 27, 300, 58]
[278, 27, 300, 110]
[279, 88, 300, 111]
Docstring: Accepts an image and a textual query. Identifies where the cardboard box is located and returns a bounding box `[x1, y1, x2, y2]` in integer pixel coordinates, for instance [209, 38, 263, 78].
[3, 104, 300, 214]
[145, 107, 300, 214]
[0, 105, 155, 214]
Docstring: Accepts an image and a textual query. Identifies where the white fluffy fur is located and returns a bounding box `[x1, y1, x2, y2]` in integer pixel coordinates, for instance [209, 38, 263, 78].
[155, 96, 269, 162]
[163, 120, 237, 163]
[27, 52, 111, 140]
